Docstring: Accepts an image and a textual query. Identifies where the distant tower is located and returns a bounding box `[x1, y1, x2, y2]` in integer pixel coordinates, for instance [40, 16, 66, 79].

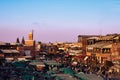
[28, 30, 33, 40]
[25, 30, 35, 46]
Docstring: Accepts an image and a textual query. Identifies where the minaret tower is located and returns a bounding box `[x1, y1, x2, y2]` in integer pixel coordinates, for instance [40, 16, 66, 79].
[25, 30, 34, 46]
[28, 30, 33, 40]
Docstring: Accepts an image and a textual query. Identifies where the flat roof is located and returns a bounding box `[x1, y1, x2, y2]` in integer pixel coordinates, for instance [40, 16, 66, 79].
[0, 50, 19, 53]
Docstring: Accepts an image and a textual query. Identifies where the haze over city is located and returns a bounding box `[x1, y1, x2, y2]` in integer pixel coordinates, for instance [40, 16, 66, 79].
[0, 0, 120, 42]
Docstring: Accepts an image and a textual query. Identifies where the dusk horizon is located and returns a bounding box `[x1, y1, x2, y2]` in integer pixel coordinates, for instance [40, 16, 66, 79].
[0, 0, 120, 42]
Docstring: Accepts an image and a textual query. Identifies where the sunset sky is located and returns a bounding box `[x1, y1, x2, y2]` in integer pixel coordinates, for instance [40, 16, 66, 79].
[0, 0, 120, 42]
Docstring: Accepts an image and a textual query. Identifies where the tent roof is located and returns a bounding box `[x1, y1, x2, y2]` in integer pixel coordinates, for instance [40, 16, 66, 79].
[44, 60, 61, 66]
[52, 74, 77, 80]
[75, 73, 103, 80]
[29, 61, 45, 67]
